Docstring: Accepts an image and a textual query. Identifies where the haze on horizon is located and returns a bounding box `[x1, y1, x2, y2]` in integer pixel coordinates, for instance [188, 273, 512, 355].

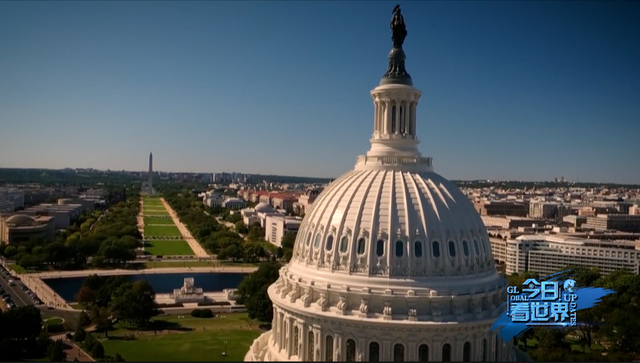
[1, 1, 639, 184]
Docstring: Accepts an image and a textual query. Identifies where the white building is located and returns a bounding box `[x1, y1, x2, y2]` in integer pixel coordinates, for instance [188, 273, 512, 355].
[241, 203, 283, 228]
[265, 215, 302, 246]
[504, 234, 640, 276]
[246, 7, 512, 362]
[201, 191, 247, 210]
[223, 197, 247, 210]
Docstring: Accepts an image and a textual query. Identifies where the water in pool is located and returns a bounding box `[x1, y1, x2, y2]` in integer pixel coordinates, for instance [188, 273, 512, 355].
[44, 272, 248, 301]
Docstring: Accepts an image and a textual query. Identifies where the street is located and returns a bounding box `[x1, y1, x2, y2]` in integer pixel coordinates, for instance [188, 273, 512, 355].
[0, 266, 34, 307]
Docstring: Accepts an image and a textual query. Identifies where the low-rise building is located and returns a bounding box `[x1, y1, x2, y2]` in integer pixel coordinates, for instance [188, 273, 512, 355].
[504, 234, 640, 276]
[222, 198, 246, 210]
[264, 215, 302, 246]
[582, 214, 640, 233]
[0, 201, 14, 214]
[0, 188, 24, 211]
[0, 214, 56, 244]
[481, 216, 541, 230]
[474, 201, 528, 217]
[241, 203, 282, 228]
[20, 203, 82, 230]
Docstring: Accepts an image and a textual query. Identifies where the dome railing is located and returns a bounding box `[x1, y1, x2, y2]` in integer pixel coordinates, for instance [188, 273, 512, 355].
[356, 155, 433, 167]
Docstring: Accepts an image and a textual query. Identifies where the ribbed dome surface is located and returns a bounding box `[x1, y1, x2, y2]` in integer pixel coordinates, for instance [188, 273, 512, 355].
[5, 214, 37, 226]
[291, 169, 495, 279]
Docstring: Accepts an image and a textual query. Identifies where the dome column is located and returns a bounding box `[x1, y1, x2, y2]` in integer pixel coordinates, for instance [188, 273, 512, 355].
[410, 101, 417, 135]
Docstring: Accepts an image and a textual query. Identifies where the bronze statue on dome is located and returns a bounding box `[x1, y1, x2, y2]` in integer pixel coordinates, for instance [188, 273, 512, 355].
[390, 5, 407, 49]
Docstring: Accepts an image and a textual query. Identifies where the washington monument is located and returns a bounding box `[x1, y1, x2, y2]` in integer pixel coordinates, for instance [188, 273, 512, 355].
[148, 152, 153, 194]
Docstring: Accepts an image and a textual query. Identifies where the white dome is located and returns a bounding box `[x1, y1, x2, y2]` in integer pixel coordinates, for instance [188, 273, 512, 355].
[255, 202, 276, 213]
[246, 6, 512, 362]
[290, 169, 497, 289]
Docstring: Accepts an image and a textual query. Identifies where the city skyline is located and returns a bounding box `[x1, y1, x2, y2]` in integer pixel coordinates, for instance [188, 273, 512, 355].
[1, 1, 639, 184]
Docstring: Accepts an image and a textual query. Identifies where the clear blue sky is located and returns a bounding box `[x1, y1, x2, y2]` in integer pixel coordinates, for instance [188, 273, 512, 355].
[1, 1, 639, 184]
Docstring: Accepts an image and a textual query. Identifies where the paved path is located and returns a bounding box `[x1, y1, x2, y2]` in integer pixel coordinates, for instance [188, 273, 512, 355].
[23, 266, 257, 279]
[22, 274, 72, 309]
[51, 336, 95, 362]
[161, 198, 210, 258]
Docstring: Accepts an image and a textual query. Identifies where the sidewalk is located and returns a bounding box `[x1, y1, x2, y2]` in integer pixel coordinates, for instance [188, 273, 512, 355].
[23, 265, 258, 279]
[161, 197, 210, 258]
[22, 275, 72, 309]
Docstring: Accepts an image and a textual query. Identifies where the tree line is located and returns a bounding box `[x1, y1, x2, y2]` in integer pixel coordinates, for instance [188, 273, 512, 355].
[0, 194, 143, 271]
[74, 274, 159, 337]
[508, 267, 640, 361]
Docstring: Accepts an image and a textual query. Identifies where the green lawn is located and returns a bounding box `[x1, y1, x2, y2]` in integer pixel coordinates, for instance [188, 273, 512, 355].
[143, 203, 166, 208]
[144, 225, 182, 237]
[144, 209, 170, 215]
[44, 317, 64, 326]
[145, 240, 194, 256]
[144, 217, 174, 225]
[8, 264, 28, 274]
[98, 313, 261, 361]
[143, 198, 163, 203]
[144, 261, 216, 268]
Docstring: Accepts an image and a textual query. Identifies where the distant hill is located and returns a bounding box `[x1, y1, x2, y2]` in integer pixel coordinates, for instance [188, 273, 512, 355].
[247, 174, 332, 184]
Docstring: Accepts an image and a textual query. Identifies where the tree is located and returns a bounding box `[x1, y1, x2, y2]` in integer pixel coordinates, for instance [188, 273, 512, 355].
[83, 332, 98, 352]
[3, 245, 17, 257]
[47, 340, 67, 362]
[92, 307, 113, 338]
[235, 221, 248, 234]
[75, 287, 97, 308]
[128, 280, 158, 324]
[74, 325, 87, 342]
[78, 311, 92, 328]
[248, 224, 264, 240]
[237, 261, 282, 322]
[91, 342, 105, 359]
[281, 232, 296, 250]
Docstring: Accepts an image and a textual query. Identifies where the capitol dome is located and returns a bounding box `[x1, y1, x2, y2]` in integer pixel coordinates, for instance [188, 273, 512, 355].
[246, 6, 512, 362]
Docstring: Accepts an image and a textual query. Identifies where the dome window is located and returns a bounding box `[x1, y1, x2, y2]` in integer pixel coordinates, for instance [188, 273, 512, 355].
[481, 338, 487, 362]
[307, 331, 315, 361]
[393, 343, 405, 362]
[473, 239, 480, 255]
[306, 232, 312, 246]
[369, 342, 380, 362]
[340, 236, 349, 253]
[463, 342, 471, 362]
[314, 234, 321, 248]
[376, 240, 385, 257]
[326, 236, 334, 251]
[432, 241, 440, 258]
[414, 241, 423, 257]
[442, 343, 451, 362]
[346, 339, 356, 362]
[418, 344, 429, 362]
[463, 240, 469, 256]
[326, 335, 334, 361]
[357, 238, 366, 255]
[448, 241, 456, 257]
[395, 241, 404, 257]
[449, 241, 456, 257]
